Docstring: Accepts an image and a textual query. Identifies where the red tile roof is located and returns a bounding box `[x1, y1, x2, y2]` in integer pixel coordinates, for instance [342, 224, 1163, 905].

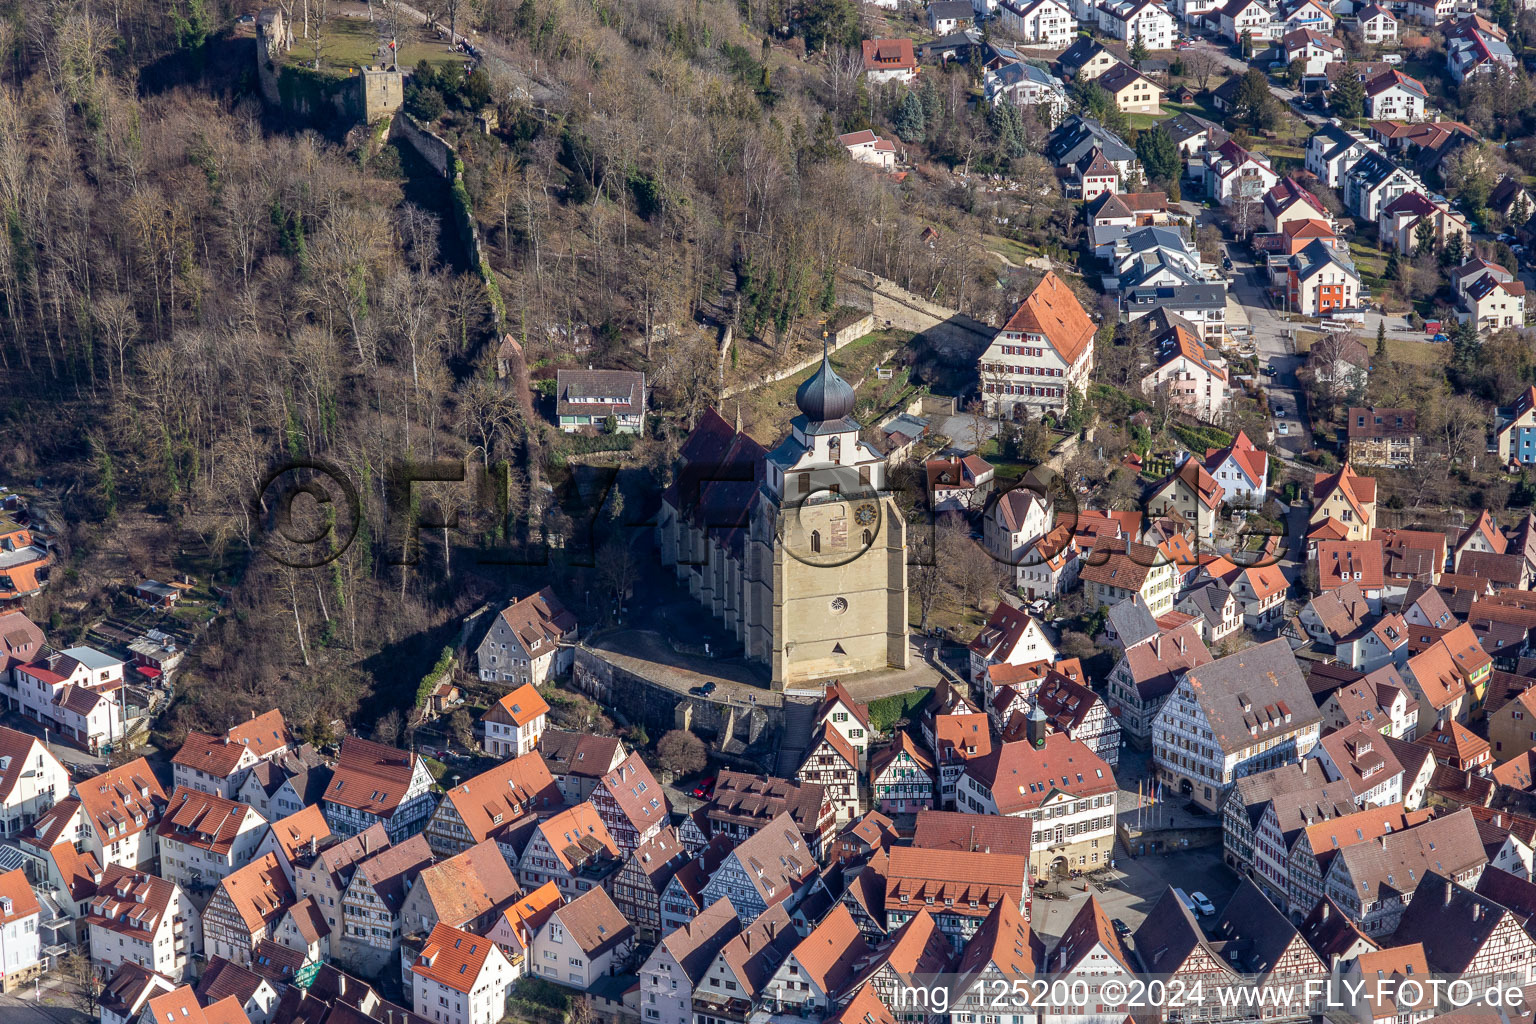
[413, 922, 504, 995]
[1317, 540, 1386, 591]
[77, 757, 167, 845]
[322, 736, 424, 818]
[964, 734, 1115, 815]
[0, 867, 39, 924]
[484, 684, 550, 728]
[157, 788, 258, 856]
[1002, 272, 1095, 366]
[217, 853, 294, 935]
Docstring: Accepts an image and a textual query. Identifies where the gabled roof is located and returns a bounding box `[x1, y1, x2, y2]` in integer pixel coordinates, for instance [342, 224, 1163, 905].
[439, 751, 562, 845]
[1134, 886, 1235, 975]
[546, 890, 629, 964]
[413, 923, 504, 995]
[1317, 540, 1386, 591]
[1211, 879, 1323, 977]
[597, 751, 671, 836]
[788, 903, 872, 996]
[322, 736, 424, 818]
[1119, 621, 1212, 700]
[1097, 61, 1161, 97]
[1000, 272, 1095, 366]
[157, 788, 258, 856]
[490, 588, 577, 659]
[1156, 459, 1224, 512]
[872, 731, 934, 779]
[815, 682, 872, 732]
[1417, 719, 1490, 766]
[956, 897, 1041, 984]
[1079, 537, 1166, 591]
[1292, 237, 1359, 284]
[1316, 725, 1406, 798]
[657, 897, 742, 984]
[1204, 430, 1267, 488]
[76, 757, 167, 845]
[1365, 69, 1427, 99]
[172, 710, 293, 778]
[538, 730, 625, 780]
[533, 803, 620, 872]
[0, 726, 57, 802]
[1299, 897, 1377, 961]
[1332, 810, 1486, 907]
[861, 38, 918, 70]
[1052, 894, 1135, 973]
[415, 839, 522, 930]
[217, 852, 295, 935]
[1393, 871, 1517, 972]
[969, 603, 1048, 663]
[706, 770, 828, 836]
[1179, 640, 1319, 756]
[1313, 464, 1376, 521]
[911, 809, 1031, 855]
[484, 684, 551, 728]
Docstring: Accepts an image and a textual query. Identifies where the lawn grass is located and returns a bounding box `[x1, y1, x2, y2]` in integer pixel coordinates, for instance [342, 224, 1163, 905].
[733, 330, 912, 439]
[984, 233, 1041, 267]
[1125, 106, 1178, 130]
[1348, 241, 1388, 279]
[287, 14, 467, 73]
[1294, 329, 1447, 367]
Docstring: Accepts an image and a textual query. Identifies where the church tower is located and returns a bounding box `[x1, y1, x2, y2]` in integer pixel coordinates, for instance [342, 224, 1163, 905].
[745, 346, 910, 688]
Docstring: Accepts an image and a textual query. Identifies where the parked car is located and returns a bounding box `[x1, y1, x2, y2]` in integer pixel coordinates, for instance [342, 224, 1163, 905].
[689, 681, 717, 697]
[692, 775, 717, 798]
[1191, 892, 1217, 916]
[1432, 333, 1449, 343]
[1498, 232, 1516, 243]
[1112, 918, 1132, 937]
[1277, 422, 1289, 434]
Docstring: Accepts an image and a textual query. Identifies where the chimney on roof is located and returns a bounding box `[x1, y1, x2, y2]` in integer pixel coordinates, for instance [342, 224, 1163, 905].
[361, 832, 369, 855]
[1445, 884, 1454, 908]
[1319, 901, 1329, 921]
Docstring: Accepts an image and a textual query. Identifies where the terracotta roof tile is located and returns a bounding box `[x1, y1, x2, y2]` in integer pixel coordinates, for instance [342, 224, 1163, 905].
[548, 885, 632, 957]
[438, 751, 562, 845]
[412, 922, 504, 995]
[76, 757, 167, 845]
[322, 736, 424, 818]
[483, 683, 551, 728]
[216, 853, 294, 935]
[414, 840, 521, 929]
[1001, 272, 1095, 366]
[965, 734, 1114, 815]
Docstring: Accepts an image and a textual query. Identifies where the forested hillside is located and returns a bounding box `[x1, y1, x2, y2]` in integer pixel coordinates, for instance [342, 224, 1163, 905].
[0, 0, 1066, 744]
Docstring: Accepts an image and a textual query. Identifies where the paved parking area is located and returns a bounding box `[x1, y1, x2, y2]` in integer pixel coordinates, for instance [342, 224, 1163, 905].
[1029, 745, 1242, 957]
[934, 414, 997, 454]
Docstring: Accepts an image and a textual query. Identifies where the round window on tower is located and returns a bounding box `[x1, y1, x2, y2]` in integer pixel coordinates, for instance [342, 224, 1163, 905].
[829, 597, 848, 614]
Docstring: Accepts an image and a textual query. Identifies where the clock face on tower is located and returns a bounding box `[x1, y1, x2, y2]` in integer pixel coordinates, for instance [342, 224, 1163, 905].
[778, 475, 883, 568]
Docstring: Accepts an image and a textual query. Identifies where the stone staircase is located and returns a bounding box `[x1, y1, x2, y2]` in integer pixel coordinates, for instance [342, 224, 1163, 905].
[774, 694, 821, 777]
